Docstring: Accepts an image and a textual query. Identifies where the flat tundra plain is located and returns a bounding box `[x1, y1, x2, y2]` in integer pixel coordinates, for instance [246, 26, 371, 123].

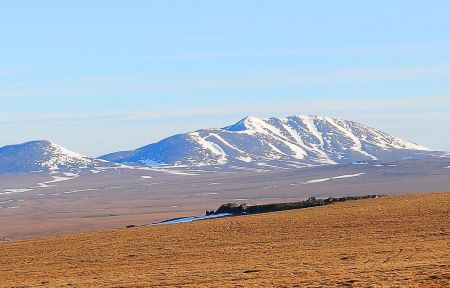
[0, 192, 449, 287]
[1, 157, 450, 240]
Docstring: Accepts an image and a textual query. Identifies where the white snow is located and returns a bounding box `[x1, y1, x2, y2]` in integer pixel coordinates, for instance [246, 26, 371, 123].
[0, 140, 110, 174]
[278, 120, 311, 159]
[29, 173, 81, 190]
[116, 165, 199, 176]
[140, 176, 154, 179]
[244, 116, 284, 136]
[62, 188, 98, 194]
[296, 115, 336, 164]
[298, 115, 324, 145]
[62, 172, 78, 177]
[147, 182, 164, 186]
[2, 188, 33, 194]
[305, 177, 331, 184]
[352, 161, 369, 165]
[256, 163, 289, 170]
[46, 176, 73, 183]
[190, 132, 228, 164]
[34, 182, 55, 188]
[325, 117, 377, 160]
[45, 173, 80, 184]
[154, 213, 232, 225]
[236, 156, 253, 162]
[229, 166, 270, 172]
[40, 142, 93, 170]
[207, 133, 248, 155]
[304, 173, 365, 184]
[265, 143, 286, 159]
[94, 114, 433, 169]
[140, 167, 198, 176]
[333, 173, 366, 179]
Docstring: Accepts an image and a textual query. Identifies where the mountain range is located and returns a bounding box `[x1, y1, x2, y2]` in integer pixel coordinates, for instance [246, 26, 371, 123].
[0, 115, 440, 173]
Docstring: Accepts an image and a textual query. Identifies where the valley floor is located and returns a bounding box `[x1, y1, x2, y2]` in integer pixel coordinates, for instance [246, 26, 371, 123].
[0, 192, 449, 287]
[2, 158, 450, 241]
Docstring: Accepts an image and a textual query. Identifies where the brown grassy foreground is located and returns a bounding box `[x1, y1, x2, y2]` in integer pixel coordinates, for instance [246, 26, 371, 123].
[0, 192, 449, 287]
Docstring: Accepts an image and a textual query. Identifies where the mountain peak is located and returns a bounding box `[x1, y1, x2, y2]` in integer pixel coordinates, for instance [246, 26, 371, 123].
[223, 115, 261, 131]
[19, 139, 53, 147]
[101, 114, 433, 167]
[0, 140, 103, 173]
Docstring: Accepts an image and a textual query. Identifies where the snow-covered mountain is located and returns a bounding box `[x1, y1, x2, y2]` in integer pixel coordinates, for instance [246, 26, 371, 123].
[0, 140, 110, 173]
[100, 115, 432, 167]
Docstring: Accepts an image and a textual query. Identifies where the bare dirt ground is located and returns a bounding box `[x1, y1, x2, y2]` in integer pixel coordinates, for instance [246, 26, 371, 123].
[0, 192, 449, 287]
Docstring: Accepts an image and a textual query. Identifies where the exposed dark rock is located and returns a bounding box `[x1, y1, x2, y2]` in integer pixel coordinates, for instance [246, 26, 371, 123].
[243, 269, 262, 274]
[209, 195, 379, 216]
[215, 203, 248, 215]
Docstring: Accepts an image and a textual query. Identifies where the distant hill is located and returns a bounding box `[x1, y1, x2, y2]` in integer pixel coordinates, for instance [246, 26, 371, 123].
[0, 140, 111, 173]
[100, 115, 433, 167]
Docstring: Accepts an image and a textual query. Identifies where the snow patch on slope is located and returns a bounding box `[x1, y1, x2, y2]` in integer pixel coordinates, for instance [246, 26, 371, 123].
[99, 115, 433, 168]
[154, 213, 232, 225]
[304, 173, 365, 184]
[0, 140, 113, 173]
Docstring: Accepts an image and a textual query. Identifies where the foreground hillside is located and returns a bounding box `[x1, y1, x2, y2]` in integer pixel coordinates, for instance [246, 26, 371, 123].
[1, 193, 449, 287]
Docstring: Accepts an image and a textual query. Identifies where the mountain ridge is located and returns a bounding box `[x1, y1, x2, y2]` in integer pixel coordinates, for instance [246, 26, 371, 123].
[99, 115, 431, 167]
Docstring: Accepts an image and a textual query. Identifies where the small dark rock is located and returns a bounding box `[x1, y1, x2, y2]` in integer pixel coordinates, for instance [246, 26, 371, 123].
[243, 269, 262, 274]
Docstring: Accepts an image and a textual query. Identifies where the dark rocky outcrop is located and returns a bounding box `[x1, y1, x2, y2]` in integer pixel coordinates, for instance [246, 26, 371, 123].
[209, 195, 379, 216]
[215, 203, 248, 215]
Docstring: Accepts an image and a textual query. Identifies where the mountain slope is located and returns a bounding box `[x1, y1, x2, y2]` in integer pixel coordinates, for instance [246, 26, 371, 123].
[100, 115, 431, 167]
[0, 140, 110, 173]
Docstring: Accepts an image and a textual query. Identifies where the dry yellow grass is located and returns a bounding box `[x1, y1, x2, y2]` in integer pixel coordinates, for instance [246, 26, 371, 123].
[0, 192, 449, 287]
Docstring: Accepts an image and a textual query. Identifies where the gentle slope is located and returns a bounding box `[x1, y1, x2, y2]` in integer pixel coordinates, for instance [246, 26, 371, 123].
[1, 192, 448, 287]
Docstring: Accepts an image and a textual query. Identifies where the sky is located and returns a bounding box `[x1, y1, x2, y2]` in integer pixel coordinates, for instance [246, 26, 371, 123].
[1, 0, 449, 156]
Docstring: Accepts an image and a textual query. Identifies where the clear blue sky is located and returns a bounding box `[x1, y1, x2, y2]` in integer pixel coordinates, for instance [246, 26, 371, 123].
[1, 0, 449, 156]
